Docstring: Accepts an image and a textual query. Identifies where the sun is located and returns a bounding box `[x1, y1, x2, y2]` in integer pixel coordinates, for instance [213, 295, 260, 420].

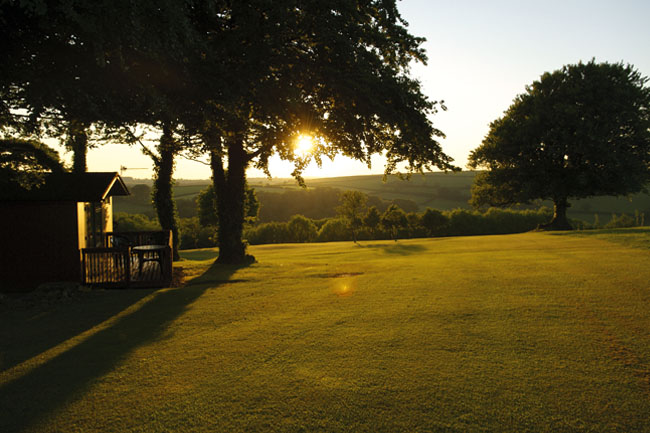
[294, 134, 314, 157]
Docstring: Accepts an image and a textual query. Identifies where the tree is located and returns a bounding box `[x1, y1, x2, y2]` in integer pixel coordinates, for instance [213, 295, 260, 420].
[0, 138, 65, 195]
[193, 1, 457, 263]
[197, 183, 260, 227]
[336, 191, 368, 243]
[363, 206, 382, 239]
[406, 212, 424, 238]
[3, 2, 457, 264]
[468, 61, 650, 230]
[1, 1, 203, 260]
[381, 204, 408, 241]
[421, 208, 448, 237]
[287, 215, 318, 243]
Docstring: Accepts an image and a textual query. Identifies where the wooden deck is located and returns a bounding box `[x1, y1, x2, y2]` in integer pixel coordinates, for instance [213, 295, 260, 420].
[81, 231, 173, 288]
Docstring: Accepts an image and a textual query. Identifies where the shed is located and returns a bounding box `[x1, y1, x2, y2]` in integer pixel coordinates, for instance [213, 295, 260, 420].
[0, 172, 129, 291]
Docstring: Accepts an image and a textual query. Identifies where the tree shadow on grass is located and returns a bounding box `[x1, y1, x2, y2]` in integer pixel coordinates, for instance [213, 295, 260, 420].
[178, 248, 220, 261]
[550, 227, 650, 236]
[363, 242, 428, 256]
[0, 260, 248, 433]
[0, 289, 158, 374]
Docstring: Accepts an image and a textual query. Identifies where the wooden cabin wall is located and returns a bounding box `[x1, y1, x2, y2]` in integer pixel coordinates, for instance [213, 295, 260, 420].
[0, 202, 82, 292]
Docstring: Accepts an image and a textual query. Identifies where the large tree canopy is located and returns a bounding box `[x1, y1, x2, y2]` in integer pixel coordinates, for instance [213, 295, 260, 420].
[0, 138, 65, 196]
[2, 1, 457, 264]
[190, 1, 457, 263]
[1, 0, 208, 259]
[468, 60, 650, 230]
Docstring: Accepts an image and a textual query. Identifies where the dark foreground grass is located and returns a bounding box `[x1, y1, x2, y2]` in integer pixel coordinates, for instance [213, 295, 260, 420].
[2, 232, 650, 432]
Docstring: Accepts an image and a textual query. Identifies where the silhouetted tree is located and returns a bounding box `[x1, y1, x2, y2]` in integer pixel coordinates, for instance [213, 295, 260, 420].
[363, 206, 382, 239]
[381, 204, 408, 241]
[194, 1, 456, 263]
[0, 138, 65, 195]
[406, 212, 424, 238]
[1, 1, 202, 259]
[421, 208, 448, 237]
[197, 183, 259, 227]
[288, 215, 318, 243]
[337, 191, 368, 243]
[469, 61, 650, 230]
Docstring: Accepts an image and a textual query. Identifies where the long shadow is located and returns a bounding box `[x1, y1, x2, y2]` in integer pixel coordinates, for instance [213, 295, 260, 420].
[363, 242, 428, 256]
[0, 260, 248, 433]
[0, 289, 155, 373]
[550, 227, 650, 236]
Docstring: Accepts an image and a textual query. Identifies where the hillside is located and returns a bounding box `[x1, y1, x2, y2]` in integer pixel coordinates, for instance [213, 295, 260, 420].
[116, 171, 650, 224]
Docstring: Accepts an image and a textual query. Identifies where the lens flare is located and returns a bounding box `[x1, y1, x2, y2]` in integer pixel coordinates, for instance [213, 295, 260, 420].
[333, 277, 356, 297]
[294, 134, 314, 157]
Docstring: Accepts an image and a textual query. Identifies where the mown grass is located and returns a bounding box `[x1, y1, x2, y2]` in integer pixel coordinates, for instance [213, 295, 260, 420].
[554, 226, 650, 250]
[2, 232, 650, 432]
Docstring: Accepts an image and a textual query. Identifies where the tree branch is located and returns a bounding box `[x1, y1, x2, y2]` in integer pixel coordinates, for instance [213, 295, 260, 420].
[125, 128, 160, 165]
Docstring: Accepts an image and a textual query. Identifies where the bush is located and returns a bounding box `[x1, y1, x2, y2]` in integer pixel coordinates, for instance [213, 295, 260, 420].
[420, 208, 448, 237]
[244, 206, 557, 245]
[445, 209, 486, 236]
[317, 218, 350, 242]
[179, 217, 217, 249]
[288, 215, 318, 243]
[605, 213, 636, 229]
[113, 212, 161, 232]
[245, 222, 291, 245]
[483, 207, 552, 234]
[442, 207, 552, 237]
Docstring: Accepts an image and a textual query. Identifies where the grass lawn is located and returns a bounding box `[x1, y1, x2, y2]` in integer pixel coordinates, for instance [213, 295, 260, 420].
[2, 230, 650, 432]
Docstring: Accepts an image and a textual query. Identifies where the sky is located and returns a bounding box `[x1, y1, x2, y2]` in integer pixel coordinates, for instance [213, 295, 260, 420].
[55, 0, 650, 180]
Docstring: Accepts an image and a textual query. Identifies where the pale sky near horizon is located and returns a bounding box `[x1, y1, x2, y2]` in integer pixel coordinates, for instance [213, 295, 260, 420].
[56, 0, 650, 180]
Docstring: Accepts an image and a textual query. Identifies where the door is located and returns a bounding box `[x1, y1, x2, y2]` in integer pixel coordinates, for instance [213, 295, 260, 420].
[85, 201, 109, 247]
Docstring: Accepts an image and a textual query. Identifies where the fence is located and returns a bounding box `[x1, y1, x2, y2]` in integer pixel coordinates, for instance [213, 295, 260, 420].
[81, 230, 172, 288]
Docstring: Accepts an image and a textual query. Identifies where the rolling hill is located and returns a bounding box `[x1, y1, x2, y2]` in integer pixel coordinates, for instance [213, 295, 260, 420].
[116, 171, 650, 224]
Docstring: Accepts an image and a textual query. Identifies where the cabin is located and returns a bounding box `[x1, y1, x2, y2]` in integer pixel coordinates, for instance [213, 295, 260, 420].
[0, 172, 172, 292]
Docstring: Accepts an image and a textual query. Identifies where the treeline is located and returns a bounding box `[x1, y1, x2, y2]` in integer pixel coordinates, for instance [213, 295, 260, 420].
[244, 207, 554, 245]
[116, 206, 555, 248]
[114, 184, 648, 250]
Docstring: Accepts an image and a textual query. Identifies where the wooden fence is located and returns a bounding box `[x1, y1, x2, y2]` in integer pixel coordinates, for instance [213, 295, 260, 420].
[81, 230, 172, 288]
[81, 248, 131, 287]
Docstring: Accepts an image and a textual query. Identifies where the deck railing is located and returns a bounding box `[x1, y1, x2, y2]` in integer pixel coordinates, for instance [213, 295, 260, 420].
[81, 230, 173, 288]
[81, 248, 131, 287]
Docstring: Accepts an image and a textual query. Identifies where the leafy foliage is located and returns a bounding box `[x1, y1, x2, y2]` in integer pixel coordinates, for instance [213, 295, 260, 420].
[113, 212, 161, 232]
[420, 208, 448, 237]
[336, 190, 368, 243]
[287, 215, 318, 243]
[197, 183, 259, 227]
[363, 206, 382, 237]
[381, 204, 408, 241]
[0, 138, 65, 194]
[190, 0, 457, 262]
[604, 213, 636, 229]
[469, 60, 650, 229]
[3, 1, 456, 263]
[316, 218, 351, 243]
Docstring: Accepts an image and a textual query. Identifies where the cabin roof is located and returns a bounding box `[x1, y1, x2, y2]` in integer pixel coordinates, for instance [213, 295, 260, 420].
[1, 172, 130, 202]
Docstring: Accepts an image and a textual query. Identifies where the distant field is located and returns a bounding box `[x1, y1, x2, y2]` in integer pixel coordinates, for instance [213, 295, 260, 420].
[2, 229, 650, 431]
[118, 172, 650, 223]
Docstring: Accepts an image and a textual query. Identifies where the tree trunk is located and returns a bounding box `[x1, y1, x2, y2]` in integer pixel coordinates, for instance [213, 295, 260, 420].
[210, 138, 253, 264]
[68, 121, 88, 173]
[539, 197, 573, 231]
[152, 124, 181, 260]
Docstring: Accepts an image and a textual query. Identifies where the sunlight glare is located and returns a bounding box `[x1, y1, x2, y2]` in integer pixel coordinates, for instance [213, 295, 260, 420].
[294, 134, 314, 157]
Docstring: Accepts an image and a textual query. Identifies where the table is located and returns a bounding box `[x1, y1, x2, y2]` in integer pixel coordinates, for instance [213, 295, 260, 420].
[132, 244, 167, 275]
